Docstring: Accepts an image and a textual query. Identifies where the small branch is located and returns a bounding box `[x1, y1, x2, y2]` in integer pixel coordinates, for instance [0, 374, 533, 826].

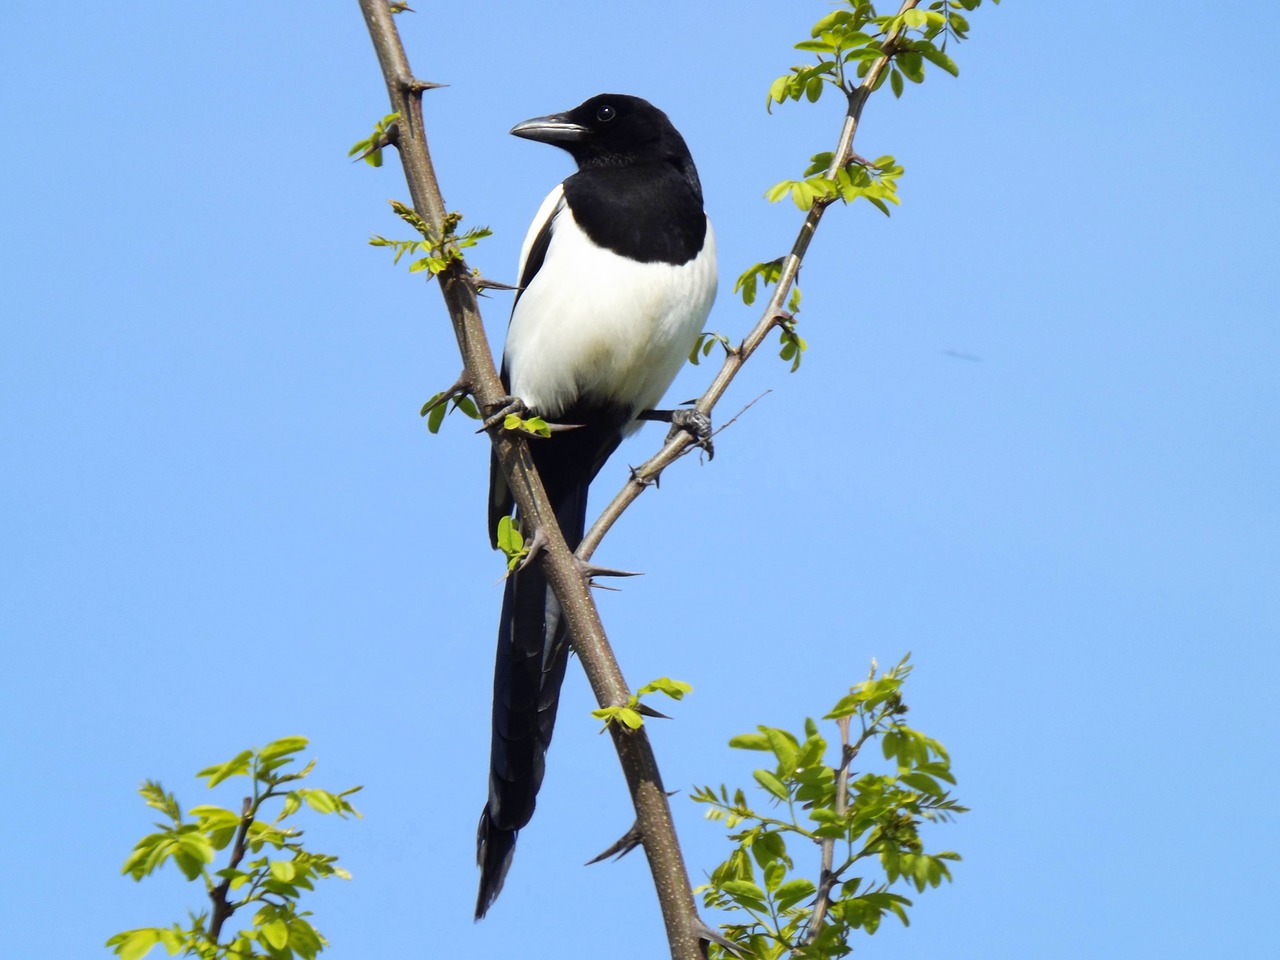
[208, 797, 253, 944]
[803, 716, 853, 947]
[579, 0, 919, 561]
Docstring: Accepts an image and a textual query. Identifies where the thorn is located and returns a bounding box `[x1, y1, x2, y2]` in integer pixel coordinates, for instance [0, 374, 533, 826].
[583, 790, 679, 866]
[634, 703, 671, 720]
[575, 560, 643, 580]
[585, 823, 642, 865]
[628, 464, 660, 489]
[473, 277, 521, 293]
[544, 421, 586, 434]
[399, 76, 448, 95]
[350, 123, 400, 164]
[695, 921, 748, 958]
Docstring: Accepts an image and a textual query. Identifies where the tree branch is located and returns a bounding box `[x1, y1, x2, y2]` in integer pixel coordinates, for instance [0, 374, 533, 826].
[578, 0, 920, 561]
[207, 796, 253, 944]
[356, 3, 703, 956]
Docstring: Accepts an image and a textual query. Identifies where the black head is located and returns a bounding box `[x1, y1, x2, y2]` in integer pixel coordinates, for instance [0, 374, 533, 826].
[510, 94, 693, 171]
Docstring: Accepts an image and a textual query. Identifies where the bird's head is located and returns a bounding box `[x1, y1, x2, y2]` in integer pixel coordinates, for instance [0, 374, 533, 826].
[510, 94, 691, 170]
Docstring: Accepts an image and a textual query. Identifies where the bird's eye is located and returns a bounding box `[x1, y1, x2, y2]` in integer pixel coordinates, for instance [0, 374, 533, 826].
[595, 104, 616, 122]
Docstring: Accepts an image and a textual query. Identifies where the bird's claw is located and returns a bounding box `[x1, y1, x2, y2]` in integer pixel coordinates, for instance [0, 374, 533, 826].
[667, 408, 714, 460]
[480, 396, 529, 433]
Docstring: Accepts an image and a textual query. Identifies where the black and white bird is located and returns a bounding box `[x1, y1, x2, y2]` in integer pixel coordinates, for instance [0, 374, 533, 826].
[475, 94, 717, 918]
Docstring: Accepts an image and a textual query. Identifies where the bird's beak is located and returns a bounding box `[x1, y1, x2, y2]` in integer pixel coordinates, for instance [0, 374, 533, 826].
[510, 114, 588, 144]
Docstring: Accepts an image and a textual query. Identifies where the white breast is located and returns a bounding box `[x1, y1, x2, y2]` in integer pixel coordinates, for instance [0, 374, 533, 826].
[503, 184, 718, 426]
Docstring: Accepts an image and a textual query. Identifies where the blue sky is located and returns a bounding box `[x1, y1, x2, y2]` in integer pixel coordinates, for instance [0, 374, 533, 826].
[3, 2, 1277, 958]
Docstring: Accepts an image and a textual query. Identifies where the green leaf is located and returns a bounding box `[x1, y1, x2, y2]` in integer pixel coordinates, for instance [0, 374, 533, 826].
[259, 736, 309, 762]
[427, 399, 447, 433]
[899, 51, 926, 82]
[763, 859, 786, 892]
[774, 877, 817, 911]
[197, 750, 252, 788]
[720, 879, 768, 904]
[305, 791, 338, 814]
[591, 705, 644, 731]
[919, 44, 960, 76]
[269, 859, 297, 882]
[753, 769, 789, 801]
[729, 733, 771, 751]
[260, 919, 289, 951]
[763, 727, 800, 771]
[107, 929, 160, 960]
[637, 677, 693, 700]
[496, 516, 523, 555]
[765, 179, 795, 204]
[767, 74, 790, 108]
[889, 67, 904, 98]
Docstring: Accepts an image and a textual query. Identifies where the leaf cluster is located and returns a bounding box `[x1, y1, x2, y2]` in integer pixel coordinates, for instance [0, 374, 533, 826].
[108, 737, 361, 960]
[347, 112, 400, 167]
[693, 658, 966, 959]
[767, 0, 993, 111]
[763, 0, 993, 214]
[592, 677, 693, 732]
[420, 389, 481, 434]
[495, 515, 529, 571]
[768, 152, 903, 215]
[369, 202, 491, 279]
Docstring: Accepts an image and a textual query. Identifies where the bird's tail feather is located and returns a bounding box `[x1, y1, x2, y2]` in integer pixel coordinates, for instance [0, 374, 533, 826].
[475, 479, 588, 919]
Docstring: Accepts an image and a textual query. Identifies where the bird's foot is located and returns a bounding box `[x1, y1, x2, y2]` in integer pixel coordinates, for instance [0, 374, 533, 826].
[636, 405, 714, 459]
[480, 396, 529, 433]
[666, 408, 714, 460]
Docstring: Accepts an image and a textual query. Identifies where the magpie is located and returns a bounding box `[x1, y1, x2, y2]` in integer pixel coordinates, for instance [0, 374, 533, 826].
[475, 94, 717, 918]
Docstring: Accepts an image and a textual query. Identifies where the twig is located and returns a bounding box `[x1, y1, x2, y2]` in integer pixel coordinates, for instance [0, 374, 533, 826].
[803, 716, 853, 947]
[207, 797, 253, 944]
[578, 0, 922, 562]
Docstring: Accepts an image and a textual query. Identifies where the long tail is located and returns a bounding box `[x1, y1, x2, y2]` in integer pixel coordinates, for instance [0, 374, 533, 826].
[475, 479, 588, 919]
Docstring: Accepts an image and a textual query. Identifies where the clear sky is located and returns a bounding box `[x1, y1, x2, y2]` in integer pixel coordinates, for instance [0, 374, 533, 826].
[3, 2, 1277, 958]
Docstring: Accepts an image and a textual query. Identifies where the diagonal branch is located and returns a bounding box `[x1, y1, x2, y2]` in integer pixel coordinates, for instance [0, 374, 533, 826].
[357, 2, 703, 957]
[579, 0, 921, 561]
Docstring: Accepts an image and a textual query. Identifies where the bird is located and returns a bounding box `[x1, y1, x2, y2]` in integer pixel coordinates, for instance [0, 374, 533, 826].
[475, 93, 717, 919]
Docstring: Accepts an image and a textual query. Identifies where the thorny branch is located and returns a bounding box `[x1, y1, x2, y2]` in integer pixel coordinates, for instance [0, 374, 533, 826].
[579, 0, 922, 560]
[358, 2, 703, 957]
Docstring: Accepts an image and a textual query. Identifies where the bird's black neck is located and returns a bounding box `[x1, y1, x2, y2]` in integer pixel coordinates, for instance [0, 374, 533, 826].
[562, 161, 707, 266]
